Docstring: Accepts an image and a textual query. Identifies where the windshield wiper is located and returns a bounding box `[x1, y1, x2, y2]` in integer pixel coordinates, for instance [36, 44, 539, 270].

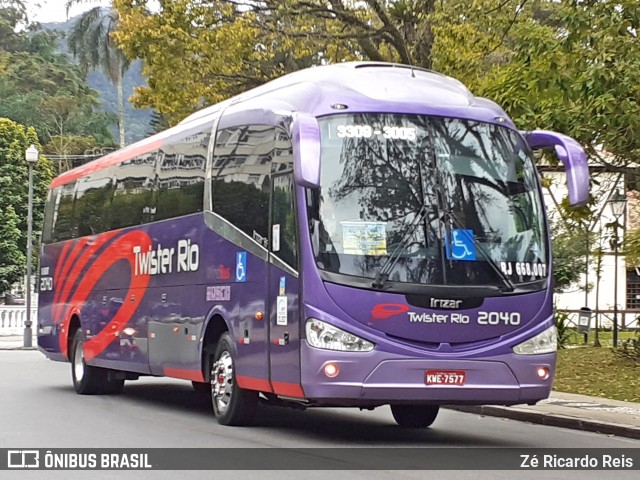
[445, 209, 515, 292]
[433, 154, 515, 292]
[372, 153, 434, 290]
[372, 203, 429, 290]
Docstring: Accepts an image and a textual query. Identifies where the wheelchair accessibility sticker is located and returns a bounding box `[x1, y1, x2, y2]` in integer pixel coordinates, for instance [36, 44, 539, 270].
[446, 229, 476, 261]
[235, 251, 247, 282]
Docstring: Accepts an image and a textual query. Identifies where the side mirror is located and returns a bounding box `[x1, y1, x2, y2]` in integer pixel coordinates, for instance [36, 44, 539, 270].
[291, 113, 321, 188]
[522, 130, 589, 206]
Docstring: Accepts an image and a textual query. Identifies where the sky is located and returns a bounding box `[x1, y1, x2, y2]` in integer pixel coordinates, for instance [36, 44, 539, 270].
[25, 0, 112, 24]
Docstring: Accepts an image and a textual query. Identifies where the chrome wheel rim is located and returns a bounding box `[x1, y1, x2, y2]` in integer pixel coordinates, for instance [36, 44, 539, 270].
[211, 351, 233, 413]
[73, 339, 85, 382]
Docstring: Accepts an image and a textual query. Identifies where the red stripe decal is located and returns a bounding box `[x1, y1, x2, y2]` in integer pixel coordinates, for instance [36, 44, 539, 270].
[56, 232, 119, 328]
[81, 231, 151, 361]
[271, 381, 305, 398]
[52, 231, 118, 323]
[53, 238, 89, 322]
[163, 367, 205, 383]
[52, 241, 72, 299]
[55, 230, 151, 360]
[54, 233, 120, 356]
[236, 376, 273, 393]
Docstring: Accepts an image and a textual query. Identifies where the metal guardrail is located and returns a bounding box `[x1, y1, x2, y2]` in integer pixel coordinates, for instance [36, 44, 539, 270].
[558, 309, 640, 330]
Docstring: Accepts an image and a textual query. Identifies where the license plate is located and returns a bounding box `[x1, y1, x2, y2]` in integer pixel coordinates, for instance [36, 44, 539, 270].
[425, 370, 466, 386]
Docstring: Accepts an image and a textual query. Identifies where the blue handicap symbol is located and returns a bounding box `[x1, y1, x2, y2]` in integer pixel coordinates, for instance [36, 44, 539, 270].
[235, 252, 247, 282]
[446, 229, 476, 261]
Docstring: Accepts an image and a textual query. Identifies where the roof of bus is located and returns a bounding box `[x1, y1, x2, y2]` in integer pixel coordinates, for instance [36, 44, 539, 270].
[51, 62, 513, 189]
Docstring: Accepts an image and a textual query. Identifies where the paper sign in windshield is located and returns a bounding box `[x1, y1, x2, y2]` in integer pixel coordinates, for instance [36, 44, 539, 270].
[341, 221, 388, 255]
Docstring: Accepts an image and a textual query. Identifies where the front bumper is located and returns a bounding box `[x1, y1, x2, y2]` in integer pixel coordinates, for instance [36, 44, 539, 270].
[300, 343, 554, 407]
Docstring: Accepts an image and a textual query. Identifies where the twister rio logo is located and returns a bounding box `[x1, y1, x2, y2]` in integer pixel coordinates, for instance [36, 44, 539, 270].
[51, 231, 152, 361]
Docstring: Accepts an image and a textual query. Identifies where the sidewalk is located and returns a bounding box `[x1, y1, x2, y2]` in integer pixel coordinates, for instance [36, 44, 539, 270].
[2, 334, 639, 439]
[448, 392, 640, 440]
[0, 334, 36, 350]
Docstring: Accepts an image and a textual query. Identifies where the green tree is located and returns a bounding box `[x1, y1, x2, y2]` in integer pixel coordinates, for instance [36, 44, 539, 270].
[0, 118, 54, 293]
[113, 0, 362, 123]
[0, 1, 28, 51]
[0, 205, 25, 296]
[467, 0, 640, 288]
[108, 0, 552, 123]
[113, 0, 259, 123]
[67, 1, 131, 147]
[478, 0, 640, 169]
[0, 4, 117, 158]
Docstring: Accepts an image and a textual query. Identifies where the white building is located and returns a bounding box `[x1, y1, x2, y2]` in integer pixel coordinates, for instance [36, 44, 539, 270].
[541, 163, 639, 331]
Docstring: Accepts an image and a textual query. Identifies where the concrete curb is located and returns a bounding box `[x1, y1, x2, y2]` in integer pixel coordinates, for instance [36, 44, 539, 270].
[446, 405, 640, 440]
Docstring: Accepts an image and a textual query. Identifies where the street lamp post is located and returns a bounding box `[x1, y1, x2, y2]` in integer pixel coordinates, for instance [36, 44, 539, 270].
[608, 189, 626, 348]
[23, 144, 39, 348]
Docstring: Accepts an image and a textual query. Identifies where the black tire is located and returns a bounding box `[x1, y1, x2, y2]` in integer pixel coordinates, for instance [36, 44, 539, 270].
[210, 333, 258, 426]
[390, 405, 440, 428]
[102, 374, 125, 395]
[70, 329, 123, 395]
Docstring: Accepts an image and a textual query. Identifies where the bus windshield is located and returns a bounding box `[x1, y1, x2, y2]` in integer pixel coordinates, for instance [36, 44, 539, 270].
[309, 113, 548, 291]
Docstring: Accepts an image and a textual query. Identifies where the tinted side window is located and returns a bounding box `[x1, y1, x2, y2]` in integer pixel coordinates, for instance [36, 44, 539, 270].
[155, 127, 209, 221]
[111, 152, 156, 229]
[52, 181, 77, 242]
[74, 168, 114, 236]
[211, 125, 273, 247]
[271, 129, 297, 268]
[41, 187, 58, 244]
[272, 173, 298, 268]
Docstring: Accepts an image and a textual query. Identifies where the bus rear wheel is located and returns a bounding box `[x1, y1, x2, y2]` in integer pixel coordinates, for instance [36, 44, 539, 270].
[71, 329, 124, 395]
[390, 405, 440, 428]
[210, 333, 257, 426]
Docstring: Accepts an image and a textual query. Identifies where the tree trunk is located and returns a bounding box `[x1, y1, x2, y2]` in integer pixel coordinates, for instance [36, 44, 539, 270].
[117, 70, 125, 148]
[414, 0, 436, 69]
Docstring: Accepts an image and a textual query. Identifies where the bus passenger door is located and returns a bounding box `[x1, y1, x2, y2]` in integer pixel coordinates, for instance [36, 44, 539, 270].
[268, 171, 303, 398]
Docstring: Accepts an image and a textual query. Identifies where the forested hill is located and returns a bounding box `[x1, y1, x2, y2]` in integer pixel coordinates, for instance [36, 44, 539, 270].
[41, 16, 152, 144]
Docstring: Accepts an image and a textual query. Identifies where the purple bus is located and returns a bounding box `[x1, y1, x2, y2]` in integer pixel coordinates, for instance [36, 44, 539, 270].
[37, 62, 589, 427]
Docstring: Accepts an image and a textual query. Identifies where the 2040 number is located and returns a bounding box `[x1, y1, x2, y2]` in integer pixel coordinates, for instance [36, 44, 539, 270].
[477, 311, 521, 326]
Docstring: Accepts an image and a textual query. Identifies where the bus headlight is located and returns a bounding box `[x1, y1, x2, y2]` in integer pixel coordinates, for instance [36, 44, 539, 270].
[513, 325, 557, 355]
[305, 318, 374, 352]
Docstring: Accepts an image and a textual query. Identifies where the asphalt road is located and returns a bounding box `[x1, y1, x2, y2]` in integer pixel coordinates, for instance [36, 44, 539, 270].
[1, 350, 639, 479]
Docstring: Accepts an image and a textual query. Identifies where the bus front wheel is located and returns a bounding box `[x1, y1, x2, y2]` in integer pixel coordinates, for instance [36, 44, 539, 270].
[71, 329, 124, 395]
[210, 333, 258, 426]
[390, 405, 440, 428]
